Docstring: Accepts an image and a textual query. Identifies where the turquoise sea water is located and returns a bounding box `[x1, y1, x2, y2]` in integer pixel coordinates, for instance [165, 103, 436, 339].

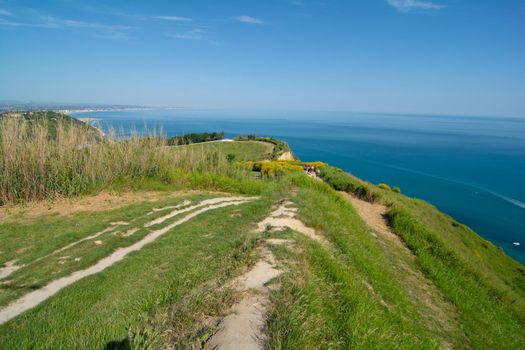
[73, 109, 525, 264]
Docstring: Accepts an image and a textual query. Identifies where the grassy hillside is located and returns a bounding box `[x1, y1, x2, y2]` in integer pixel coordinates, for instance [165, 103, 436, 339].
[0, 111, 100, 139]
[0, 119, 523, 349]
[181, 140, 274, 161]
[319, 167, 525, 348]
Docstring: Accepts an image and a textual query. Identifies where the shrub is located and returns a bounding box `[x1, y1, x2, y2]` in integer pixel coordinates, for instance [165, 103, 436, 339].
[226, 153, 236, 162]
[393, 186, 401, 193]
[297, 161, 328, 168]
[378, 183, 391, 191]
[244, 160, 304, 178]
[318, 166, 380, 203]
[167, 132, 224, 145]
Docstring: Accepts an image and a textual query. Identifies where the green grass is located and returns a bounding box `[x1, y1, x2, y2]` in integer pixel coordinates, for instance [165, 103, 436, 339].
[2, 132, 525, 349]
[388, 204, 525, 349]
[178, 140, 274, 161]
[0, 191, 275, 349]
[318, 166, 525, 349]
[265, 180, 444, 349]
[0, 192, 220, 307]
[234, 135, 292, 159]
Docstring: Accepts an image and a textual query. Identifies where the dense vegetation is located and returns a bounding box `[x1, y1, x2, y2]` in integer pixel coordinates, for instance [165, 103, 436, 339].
[0, 116, 242, 205]
[167, 131, 224, 145]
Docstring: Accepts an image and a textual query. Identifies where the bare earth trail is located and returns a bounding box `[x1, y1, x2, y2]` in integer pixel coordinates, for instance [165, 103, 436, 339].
[340, 192, 465, 347]
[0, 196, 257, 325]
[205, 200, 322, 350]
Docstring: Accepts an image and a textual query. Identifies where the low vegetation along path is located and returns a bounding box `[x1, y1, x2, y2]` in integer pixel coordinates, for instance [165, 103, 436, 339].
[340, 191, 463, 348]
[0, 196, 257, 325]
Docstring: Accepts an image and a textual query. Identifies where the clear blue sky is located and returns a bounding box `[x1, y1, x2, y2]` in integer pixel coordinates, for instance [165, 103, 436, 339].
[1, 0, 524, 117]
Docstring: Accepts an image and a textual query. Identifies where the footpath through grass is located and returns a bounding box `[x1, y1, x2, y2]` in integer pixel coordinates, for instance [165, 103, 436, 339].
[0, 192, 221, 307]
[0, 189, 276, 349]
[319, 167, 525, 349]
[266, 178, 444, 349]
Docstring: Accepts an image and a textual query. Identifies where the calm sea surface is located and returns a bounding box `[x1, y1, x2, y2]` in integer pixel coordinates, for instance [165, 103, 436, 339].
[73, 109, 525, 264]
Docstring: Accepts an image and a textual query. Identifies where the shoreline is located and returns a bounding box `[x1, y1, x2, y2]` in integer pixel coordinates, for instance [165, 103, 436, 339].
[65, 106, 184, 115]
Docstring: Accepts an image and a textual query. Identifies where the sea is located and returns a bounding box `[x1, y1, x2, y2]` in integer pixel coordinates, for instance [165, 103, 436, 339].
[72, 108, 525, 265]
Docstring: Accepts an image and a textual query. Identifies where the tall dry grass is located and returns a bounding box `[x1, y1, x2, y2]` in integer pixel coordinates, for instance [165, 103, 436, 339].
[0, 116, 237, 204]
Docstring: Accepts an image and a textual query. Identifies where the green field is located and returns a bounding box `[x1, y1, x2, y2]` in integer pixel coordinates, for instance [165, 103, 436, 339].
[179, 140, 274, 161]
[1, 117, 524, 349]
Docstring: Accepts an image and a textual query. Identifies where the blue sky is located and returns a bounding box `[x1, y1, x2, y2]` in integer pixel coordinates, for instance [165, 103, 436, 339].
[0, 0, 524, 117]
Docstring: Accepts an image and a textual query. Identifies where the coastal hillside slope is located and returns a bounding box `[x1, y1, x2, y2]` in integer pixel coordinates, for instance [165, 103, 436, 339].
[0, 115, 524, 349]
[0, 111, 101, 139]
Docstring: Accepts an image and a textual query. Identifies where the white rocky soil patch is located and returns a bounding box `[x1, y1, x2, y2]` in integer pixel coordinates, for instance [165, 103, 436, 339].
[0, 261, 22, 280]
[256, 201, 326, 245]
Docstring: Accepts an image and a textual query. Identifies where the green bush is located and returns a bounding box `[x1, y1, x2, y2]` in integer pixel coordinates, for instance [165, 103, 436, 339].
[393, 186, 401, 193]
[378, 183, 391, 191]
[226, 153, 236, 162]
[167, 132, 224, 145]
[319, 167, 379, 202]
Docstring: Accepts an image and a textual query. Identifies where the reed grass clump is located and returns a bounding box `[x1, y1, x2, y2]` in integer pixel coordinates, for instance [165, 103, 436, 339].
[0, 116, 239, 204]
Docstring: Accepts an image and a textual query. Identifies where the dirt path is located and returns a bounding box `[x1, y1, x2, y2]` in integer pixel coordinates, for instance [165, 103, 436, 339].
[205, 201, 320, 349]
[146, 200, 191, 215]
[255, 201, 326, 245]
[0, 196, 258, 325]
[340, 192, 464, 347]
[206, 246, 281, 350]
[340, 192, 405, 247]
[145, 197, 252, 227]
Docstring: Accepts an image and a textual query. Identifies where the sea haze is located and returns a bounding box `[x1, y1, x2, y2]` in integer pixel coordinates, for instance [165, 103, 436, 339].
[73, 109, 525, 264]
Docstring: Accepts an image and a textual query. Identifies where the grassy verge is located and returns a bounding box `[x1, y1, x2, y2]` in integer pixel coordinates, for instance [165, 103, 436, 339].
[388, 205, 525, 349]
[266, 179, 451, 349]
[318, 166, 525, 348]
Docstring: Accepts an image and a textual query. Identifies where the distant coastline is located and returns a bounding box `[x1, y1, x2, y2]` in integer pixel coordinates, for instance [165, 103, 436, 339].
[71, 108, 525, 264]
[0, 101, 185, 114]
[66, 107, 184, 115]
